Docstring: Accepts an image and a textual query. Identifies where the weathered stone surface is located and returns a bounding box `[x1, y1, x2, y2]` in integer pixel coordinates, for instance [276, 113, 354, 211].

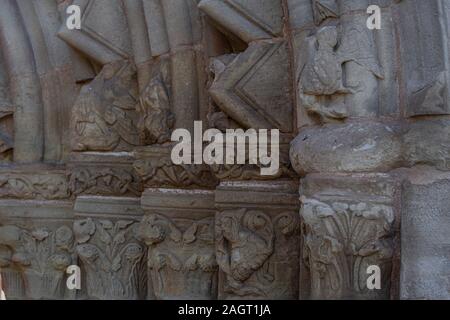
[134, 145, 218, 189]
[199, 0, 284, 42]
[0, 0, 449, 301]
[70, 61, 141, 152]
[0, 167, 69, 200]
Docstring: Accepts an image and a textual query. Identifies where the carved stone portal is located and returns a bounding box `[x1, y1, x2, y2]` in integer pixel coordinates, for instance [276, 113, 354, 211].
[0, 0, 449, 300]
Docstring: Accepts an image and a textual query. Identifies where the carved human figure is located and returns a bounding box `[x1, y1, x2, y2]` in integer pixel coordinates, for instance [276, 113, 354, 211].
[339, 18, 384, 117]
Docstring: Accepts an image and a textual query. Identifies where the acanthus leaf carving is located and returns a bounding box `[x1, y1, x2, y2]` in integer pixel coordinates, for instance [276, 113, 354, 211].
[134, 160, 218, 189]
[69, 167, 142, 197]
[137, 213, 217, 300]
[73, 218, 146, 300]
[71, 61, 142, 152]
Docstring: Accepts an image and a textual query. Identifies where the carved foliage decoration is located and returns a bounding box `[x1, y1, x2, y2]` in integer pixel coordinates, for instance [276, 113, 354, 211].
[312, 0, 338, 26]
[216, 208, 300, 299]
[298, 26, 351, 120]
[0, 225, 74, 299]
[210, 155, 297, 181]
[301, 198, 395, 299]
[137, 214, 218, 300]
[73, 218, 146, 300]
[216, 209, 275, 297]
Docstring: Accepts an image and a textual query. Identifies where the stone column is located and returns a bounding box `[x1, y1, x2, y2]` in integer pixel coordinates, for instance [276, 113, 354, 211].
[215, 181, 300, 299]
